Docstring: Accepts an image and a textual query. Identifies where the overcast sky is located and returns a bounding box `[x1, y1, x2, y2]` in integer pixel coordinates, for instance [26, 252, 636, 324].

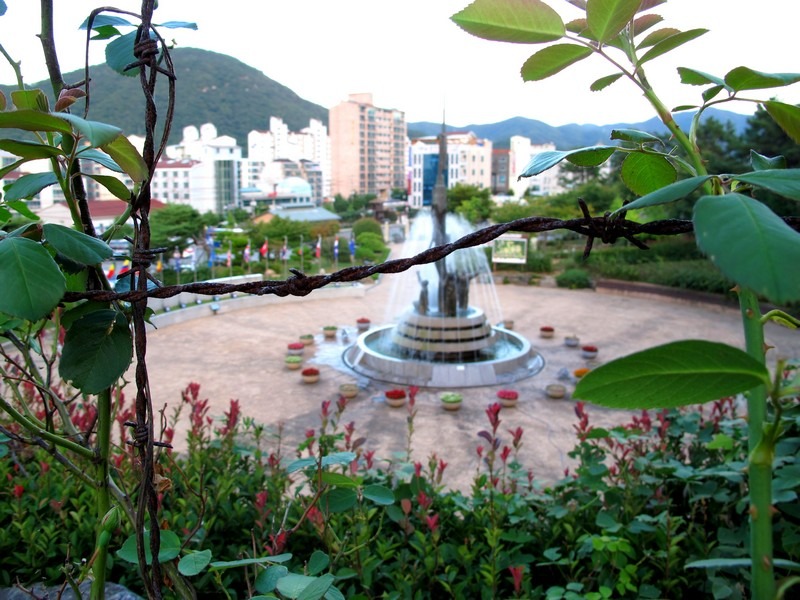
[1, 1, 798, 128]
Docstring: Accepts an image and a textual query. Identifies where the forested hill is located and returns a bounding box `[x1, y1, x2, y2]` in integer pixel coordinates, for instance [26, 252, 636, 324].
[0, 48, 329, 147]
[2, 47, 750, 151]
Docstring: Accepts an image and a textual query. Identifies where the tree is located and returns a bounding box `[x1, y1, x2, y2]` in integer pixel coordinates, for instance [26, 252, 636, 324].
[447, 182, 490, 213]
[150, 204, 205, 251]
[456, 194, 494, 225]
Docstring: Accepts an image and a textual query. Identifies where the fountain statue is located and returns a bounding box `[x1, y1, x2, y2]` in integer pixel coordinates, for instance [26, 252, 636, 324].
[343, 126, 544, 388]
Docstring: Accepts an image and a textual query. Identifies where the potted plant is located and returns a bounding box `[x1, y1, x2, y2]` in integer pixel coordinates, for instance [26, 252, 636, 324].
[301, 367, 320, 384]
[284, 355, 303, 370]
[502, 319, 514, 330]
[564, 335, 580, 347]
[323, 325, 338, 339]
[356, 317, 371, 332]
[287, 342, 305, 356]
[581, 345, 599, 359]
[440, 392, 463, 411]
[496, 389, 519, 408]
[545, 383, 567, 399]
[539, 325, 555, 339]
[339, 383, 359, 399]
[384, 388, 407, 408]
[299, 334, 315, 346]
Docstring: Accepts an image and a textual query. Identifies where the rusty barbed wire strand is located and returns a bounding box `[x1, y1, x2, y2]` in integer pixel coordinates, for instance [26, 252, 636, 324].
[63, 210, 799, 306]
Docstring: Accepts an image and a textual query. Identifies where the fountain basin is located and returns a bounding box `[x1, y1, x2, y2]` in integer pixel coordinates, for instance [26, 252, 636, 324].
[343, 324, 544, 388]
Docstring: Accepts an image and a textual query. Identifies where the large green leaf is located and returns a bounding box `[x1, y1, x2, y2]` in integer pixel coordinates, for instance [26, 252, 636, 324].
[620, 152, 676, 195]
[632, 13, 663, 36]
[694, 194, 800, 304]
[0, 139, 63, 160]
[105, 31, 139, 76]
[307, 551, 330, 576]
[85, 174, 133, 201]
[733, 168, 800, 200]
[6, 200, 39, 221]
[677, 67, 727, 88]
[3, 172, 59, 201]
[521, 44, 592, 81]
[116, 530, 181, 565]
[56, 113, 122, 148]
[610, 129, 662, 144]
[363, 484, 395, 506]
[451, 0, 565, 44]
[749, 150, 786, 171]
[0, 110, 72, 134]
[519, 145, 615, 177]
[78, 148, 124, 173]
[59, 309, 133, 394]
[255, 565, 289, 594]
[321, 487, 358, 513]
[636, 27, 679, 49]
[590, 72, 623, 91]
[763, 101, 800, 144]
[638, 28, 707, 65]
[43, 223, 113, 266]
[102, 134, 149, 182]
[611, 175, 713, 213]
[0, 237, 65, 320]
[587, 0, 641, 44]
[725, 67, 800, 92]
[178, 549, 212, 576]
[573, 340, 769, 409]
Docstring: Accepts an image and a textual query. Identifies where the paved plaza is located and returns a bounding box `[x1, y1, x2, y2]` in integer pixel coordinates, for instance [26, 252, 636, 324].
[139, 274, 800, 490]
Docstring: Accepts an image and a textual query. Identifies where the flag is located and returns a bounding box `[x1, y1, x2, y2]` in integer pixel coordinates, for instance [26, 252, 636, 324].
[118, 260, 130, 276]
[333, 236, 339, 259]
[260, 239, 268, 258]
[226, 249, 232, 268]
[315, 235, 321, 259]
[156, 259, 163, 273]
[244, 242, 251, 263]
[281, 242, 288, 261]
[349, 237, 356, 257]
[106, 263, 116, 280]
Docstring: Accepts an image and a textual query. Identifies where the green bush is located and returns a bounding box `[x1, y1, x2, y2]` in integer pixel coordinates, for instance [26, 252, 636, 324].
[525, 251, 552, 273]
[352, 217, 383, 240]
[556, 268, 593, 289]
[355, 231, 388, 262]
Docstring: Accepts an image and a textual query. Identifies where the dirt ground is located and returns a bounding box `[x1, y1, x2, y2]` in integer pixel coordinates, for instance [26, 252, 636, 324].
[135, 276, 799, 491]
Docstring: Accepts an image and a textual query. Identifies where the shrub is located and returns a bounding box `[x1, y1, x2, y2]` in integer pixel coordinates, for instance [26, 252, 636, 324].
[556, 268, 593, 289]
[352, 217, 383, 239]
[526, 251, 553, 273]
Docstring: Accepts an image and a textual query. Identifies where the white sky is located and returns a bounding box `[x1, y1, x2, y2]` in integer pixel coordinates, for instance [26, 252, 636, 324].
[1, 0, 798, 127]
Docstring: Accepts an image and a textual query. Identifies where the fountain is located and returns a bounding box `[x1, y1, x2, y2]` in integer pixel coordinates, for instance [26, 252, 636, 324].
[343, 127, 544, 388]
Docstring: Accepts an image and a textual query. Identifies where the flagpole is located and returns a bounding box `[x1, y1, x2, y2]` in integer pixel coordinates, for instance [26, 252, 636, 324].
[283, 235, 288, 278]
[228, 240, 233, 277]
[247, 238, 252, 274]
[300, 233, 304, 273]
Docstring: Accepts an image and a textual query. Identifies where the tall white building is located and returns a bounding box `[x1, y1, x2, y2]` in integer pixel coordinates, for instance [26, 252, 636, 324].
[245, 117, 331, 200]
[408, 131, 492, 209]
[509, 137, 562, 199]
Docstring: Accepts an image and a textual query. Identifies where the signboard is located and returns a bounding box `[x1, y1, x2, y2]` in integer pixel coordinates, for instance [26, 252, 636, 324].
[492, 234, 528, 264]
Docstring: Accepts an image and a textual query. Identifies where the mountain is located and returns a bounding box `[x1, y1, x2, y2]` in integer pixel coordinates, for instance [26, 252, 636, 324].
[0, 48, 329, 147]
[2, 48, 751, 152]
[408, 109, 751, 150]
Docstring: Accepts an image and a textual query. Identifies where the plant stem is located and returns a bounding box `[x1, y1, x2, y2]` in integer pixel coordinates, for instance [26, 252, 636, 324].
[738, 288, 775, 599]
[91, 388, 112, 600]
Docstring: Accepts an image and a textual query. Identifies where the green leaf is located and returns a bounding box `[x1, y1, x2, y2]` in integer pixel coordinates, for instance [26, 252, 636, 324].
[210, 554, 292, 569]
[573, 340, 769, 409]
[611, 175, 713, 214]
[276, 574, 318, 599]
[701, 86, 725, 103]
[178, 549, 212, 576]
[116, 530, 181, 565]
[636, 26, 679, 49]
[586, 0, 641, 44]
[725, 67, 800, 92]
[610, 129, 662, 144]
[255, 565, 289, 593]
[3, 172, 59, 201]
[590, 73, 623, 91]
[733, 169, 800, 200]
[307, 550, 330, 576]
[319, 472, 360, 487]
[0, 237, 64, 320]
[321, 488, 357, 513]
[298, 574, 335, 600]
[750, 150, 786, 171]
[694, 194, 800, 304]
[105, 31, 139, 76]
[638, 28, 707, 65]
[80, 14, 135, 29]
[157, 21, 198, 30]
[77, 148, 125, 173]
[763, 101, 800, 144]
[519, 145, 616, 177]
[451, 0, 565, 44]
[0, 139, 63, 160]
[59, 309, 132, 394]
[0, 110, 72, 134]
[6, 200, 40, 221]
[43, 223, 113, 265]
[687, 558, 800, 570]
[567, 146, 617, 167]
[677, 67, 726, 88]
[102, 135, 149, 182]
[363, 484, 395, 506]
[56, 113, 122, 148]
[85, 174, 132, 201]
[11, 90, 48, 111]
[706, 433, 734, 451]
[521, 44, 592, 81]
[620, 152, 677, 195]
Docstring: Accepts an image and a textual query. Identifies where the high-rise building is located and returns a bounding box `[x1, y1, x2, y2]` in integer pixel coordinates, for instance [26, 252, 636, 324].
[509, 136, 562, 199]
[330, 93, 407, 198]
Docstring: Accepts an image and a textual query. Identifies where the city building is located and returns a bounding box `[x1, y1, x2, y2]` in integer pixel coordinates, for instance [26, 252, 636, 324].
[508, 137, 562, 199]
[408, 131, 493, 209]
[491, 148, 511, 195]
[329, 93, 407, 198]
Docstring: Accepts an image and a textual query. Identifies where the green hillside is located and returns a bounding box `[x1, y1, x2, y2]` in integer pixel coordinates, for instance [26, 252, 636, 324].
[0, 47, 328, 148]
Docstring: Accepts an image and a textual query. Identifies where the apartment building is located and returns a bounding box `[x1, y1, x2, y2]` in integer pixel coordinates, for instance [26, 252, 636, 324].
[408, 131, 492, 209]
[329, 93, 407, 198]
